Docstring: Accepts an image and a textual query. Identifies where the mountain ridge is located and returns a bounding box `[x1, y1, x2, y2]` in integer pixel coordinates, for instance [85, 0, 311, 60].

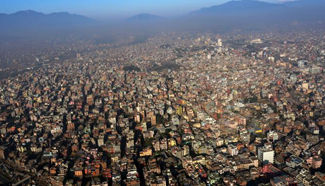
[0, 10, 94, 36]
[0, 0, 325, 38]
[0, 10, 93, 25]
[191, 0, 325, 15]
[192, 0, 284, 15]
[127, 13, 163, 22]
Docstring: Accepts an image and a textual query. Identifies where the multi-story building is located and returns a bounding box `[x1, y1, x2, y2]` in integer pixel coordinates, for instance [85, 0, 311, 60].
[258, 144, 274, 164]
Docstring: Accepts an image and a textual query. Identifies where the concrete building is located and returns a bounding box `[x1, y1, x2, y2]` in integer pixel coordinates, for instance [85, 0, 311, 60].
[258, 144, 274, 164]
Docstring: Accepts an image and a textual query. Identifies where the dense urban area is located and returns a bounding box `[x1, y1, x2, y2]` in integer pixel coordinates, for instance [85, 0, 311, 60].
[0, 31, 325, 186]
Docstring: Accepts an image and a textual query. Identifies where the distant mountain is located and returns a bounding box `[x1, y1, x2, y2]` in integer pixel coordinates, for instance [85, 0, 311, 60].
[283, 0, 325, 18]
[0, 10, 94, 36]
[191, 0, 325, 15]
[187, 0, 325, 29]
[127, 13, 163, 22]
[191, 0, 284, 15]
[285, 0, 325, 8]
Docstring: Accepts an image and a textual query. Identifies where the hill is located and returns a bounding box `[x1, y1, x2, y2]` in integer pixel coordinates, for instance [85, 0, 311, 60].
[127, 13, 164, 22]
[0, 10, 94, 36]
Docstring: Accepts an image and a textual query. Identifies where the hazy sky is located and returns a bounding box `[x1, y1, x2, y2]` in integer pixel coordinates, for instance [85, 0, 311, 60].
[1, 0, 295, 18]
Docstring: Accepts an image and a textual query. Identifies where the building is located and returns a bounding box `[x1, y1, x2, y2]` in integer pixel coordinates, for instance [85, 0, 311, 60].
[217, 39, 223, 47]
[297, 60, 308, 68]
[267, 131, 279, 141]
[307, 156, 323, 169]
[228, 144, 239, 156]
[258, 144, 274, 164]
[0, 146, 6, 159]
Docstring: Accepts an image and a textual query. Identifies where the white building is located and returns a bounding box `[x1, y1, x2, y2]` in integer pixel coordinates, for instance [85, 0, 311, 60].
[258, 144, 274, 164]
[217, 38, 223, 47]
[228, 144, 239, 156]
[267, 131, 279, 141]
